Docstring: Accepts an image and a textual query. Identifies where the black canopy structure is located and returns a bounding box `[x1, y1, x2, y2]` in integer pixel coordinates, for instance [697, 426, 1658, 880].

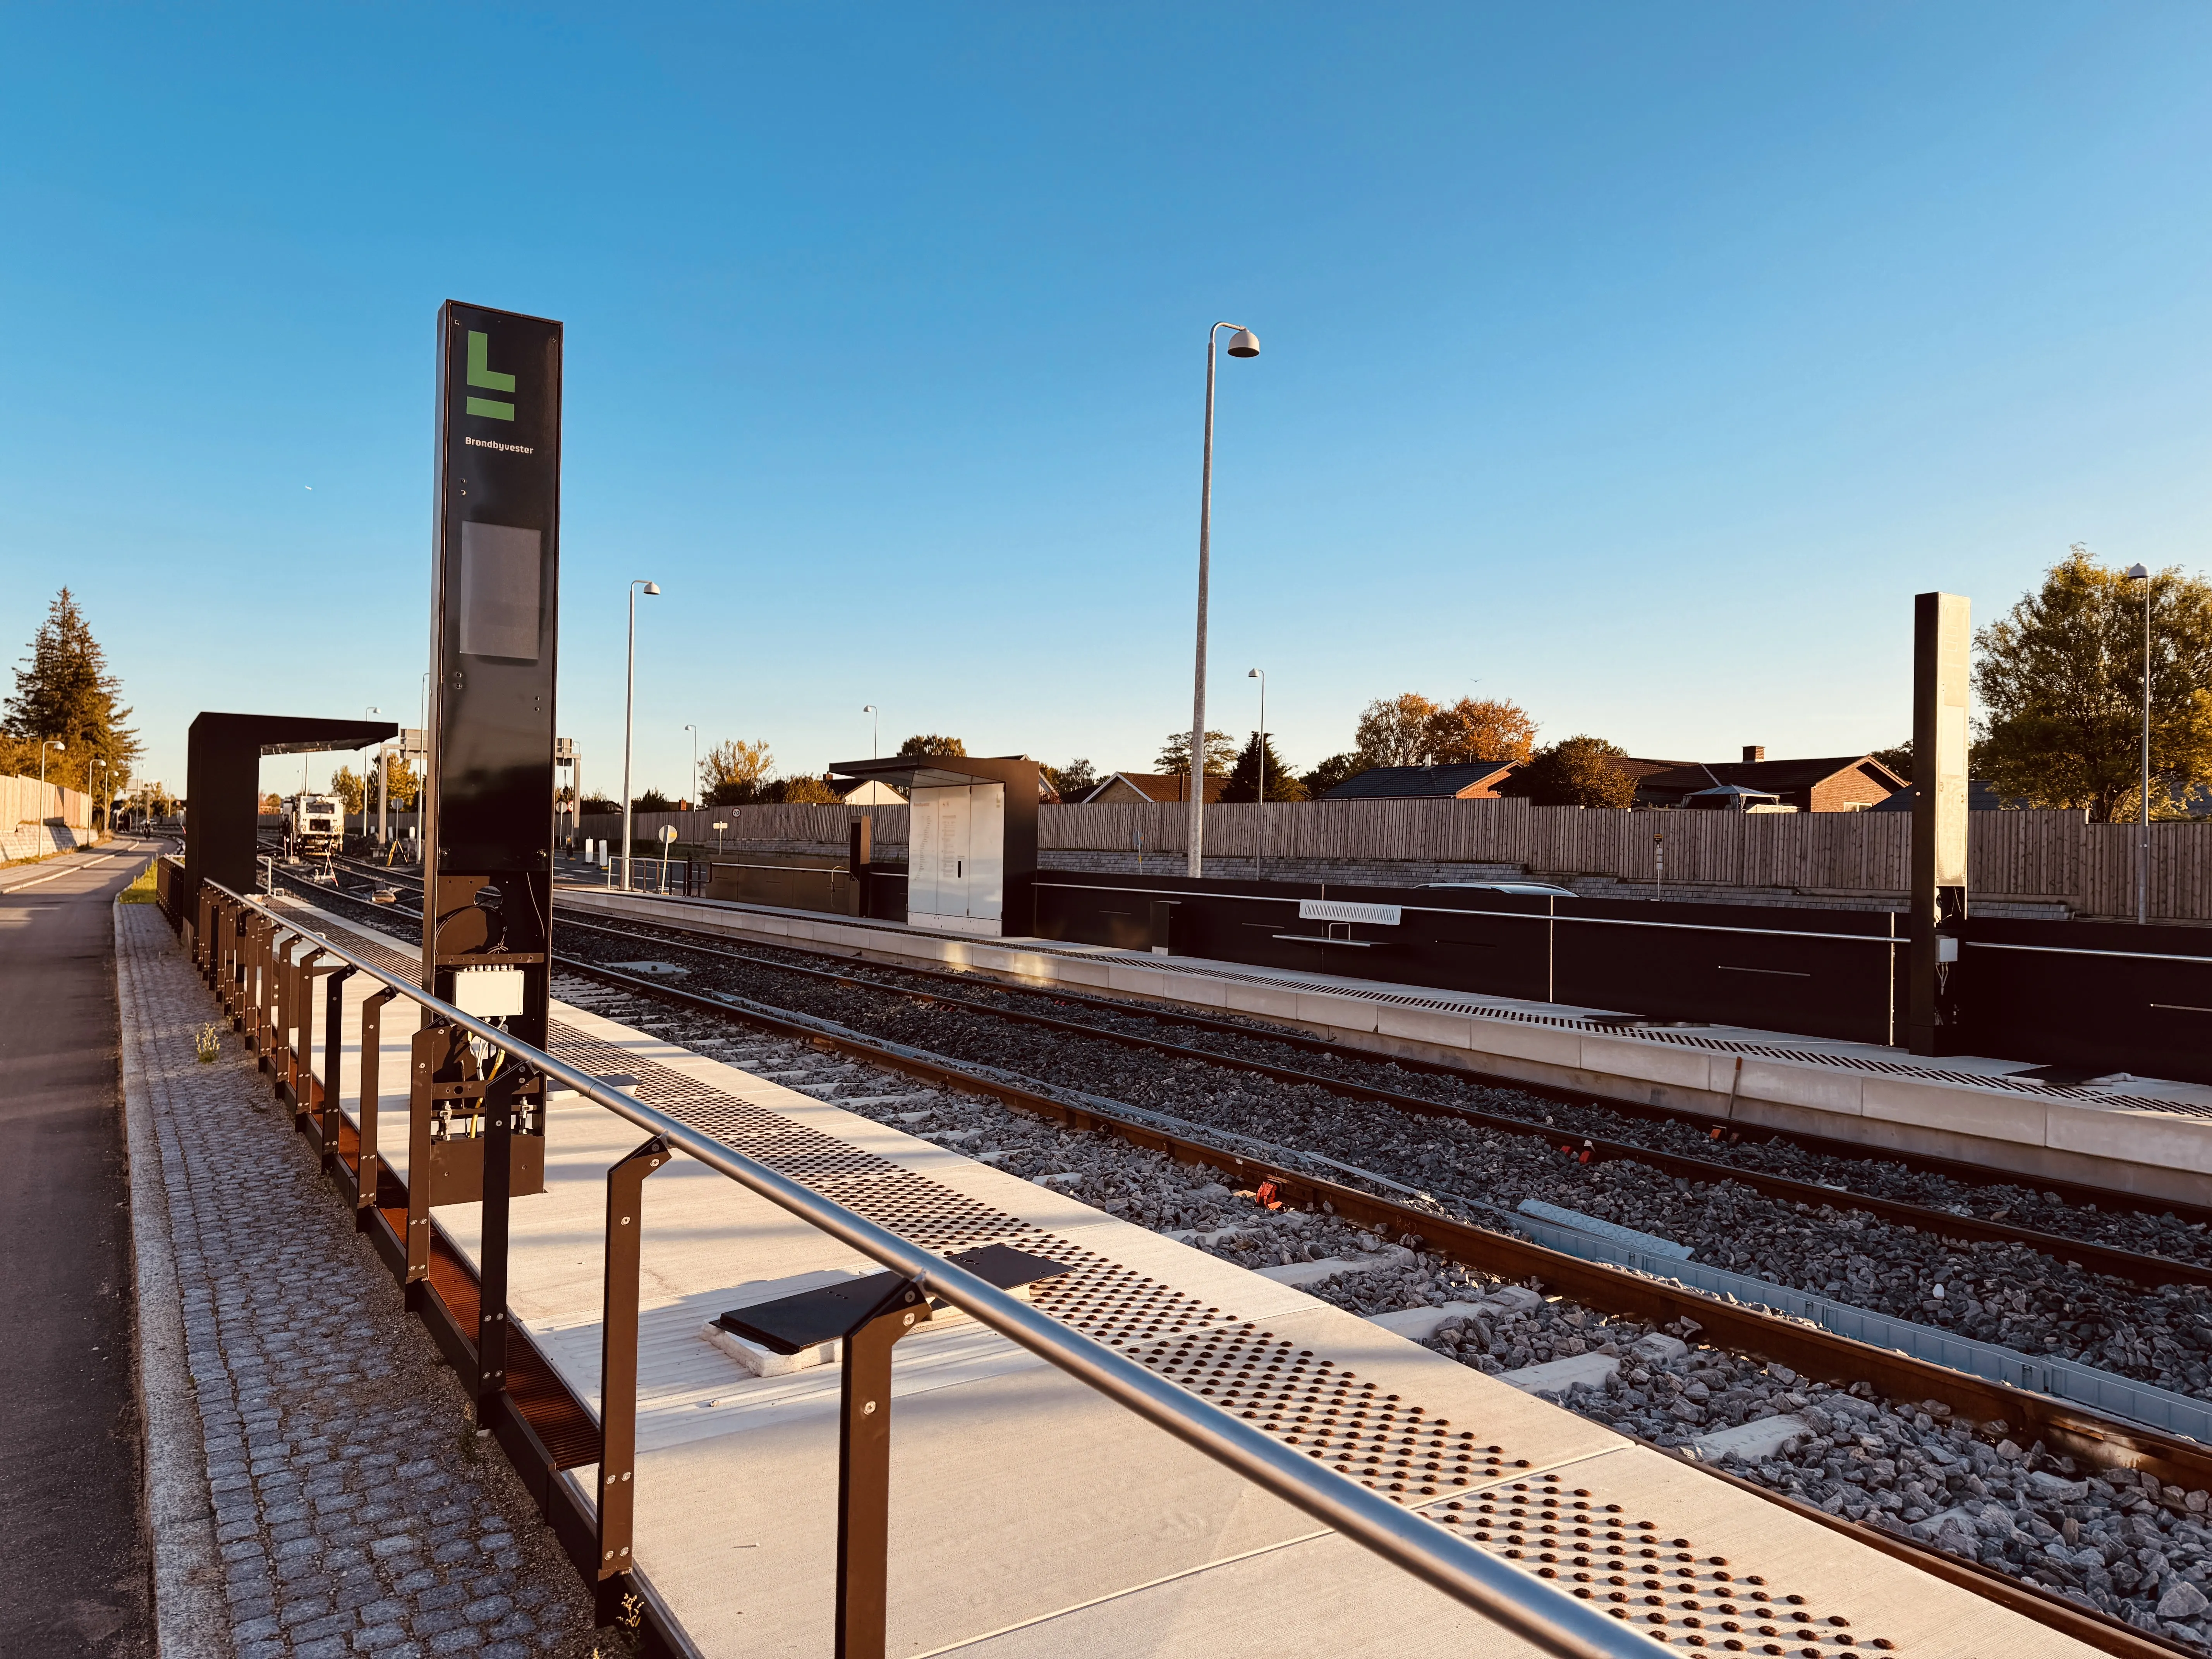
[183, 712, 399, 917]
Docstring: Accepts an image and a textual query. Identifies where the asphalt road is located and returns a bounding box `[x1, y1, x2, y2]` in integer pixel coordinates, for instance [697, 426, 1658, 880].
[0, 841, 165, 1658]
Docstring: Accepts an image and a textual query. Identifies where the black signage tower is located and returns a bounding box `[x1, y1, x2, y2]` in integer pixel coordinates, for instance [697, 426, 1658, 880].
[421, 301, 562, 1422]
[424, 300, 563, 1035]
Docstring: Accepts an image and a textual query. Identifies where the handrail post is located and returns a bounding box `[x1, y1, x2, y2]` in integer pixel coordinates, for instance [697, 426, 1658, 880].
[320, 964, 355, 1165]
[476, 1056, 524, 1418]
[836, 1281, 929, 1659]
[292, 947, 328, 1118]
[594, 1135, 670, 1620]
[405, 1027, 441, 1285]
[356, 988, 398, 1223]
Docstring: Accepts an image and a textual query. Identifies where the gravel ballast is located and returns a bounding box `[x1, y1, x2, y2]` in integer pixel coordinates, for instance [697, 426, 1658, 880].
[548, 969, 2212, 1652]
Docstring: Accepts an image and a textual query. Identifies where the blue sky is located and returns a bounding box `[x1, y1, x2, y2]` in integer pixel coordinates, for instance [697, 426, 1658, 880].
[3, 4, 2208, 800]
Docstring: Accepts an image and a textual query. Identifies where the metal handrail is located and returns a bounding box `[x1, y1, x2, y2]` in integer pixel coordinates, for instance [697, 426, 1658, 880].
[204, 879, 1653, 1659]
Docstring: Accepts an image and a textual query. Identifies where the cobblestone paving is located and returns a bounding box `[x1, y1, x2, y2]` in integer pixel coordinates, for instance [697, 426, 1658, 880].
[118, 907, 605, 1659]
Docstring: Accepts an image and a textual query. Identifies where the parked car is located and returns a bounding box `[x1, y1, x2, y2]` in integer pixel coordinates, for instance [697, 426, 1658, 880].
[1418, 880, 1576, 898]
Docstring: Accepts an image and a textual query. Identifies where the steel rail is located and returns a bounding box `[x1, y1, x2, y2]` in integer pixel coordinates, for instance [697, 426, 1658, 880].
[539, 876, 2212, 1226]
[313, 855, 2212, 1277]
[211, 883, 1653, 1659]
[539, 910, 2212, 1291]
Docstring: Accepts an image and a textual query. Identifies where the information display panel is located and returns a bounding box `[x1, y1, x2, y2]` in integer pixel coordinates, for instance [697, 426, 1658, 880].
[424, 300, 562, 1050]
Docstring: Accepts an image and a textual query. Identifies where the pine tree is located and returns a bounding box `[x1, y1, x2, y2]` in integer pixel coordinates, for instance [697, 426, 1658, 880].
[4, 588, 140, 793]
[1221, 732, 1308, 801]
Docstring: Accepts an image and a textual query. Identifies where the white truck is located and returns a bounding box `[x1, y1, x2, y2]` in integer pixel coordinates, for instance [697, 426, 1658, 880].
[281, 793, 345, 856]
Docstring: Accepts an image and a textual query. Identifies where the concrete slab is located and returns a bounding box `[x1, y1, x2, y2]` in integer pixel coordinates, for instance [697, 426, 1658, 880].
[1365, 1301, 1488, 1343]
[1495, 1353, 1620, 1396]
[1689, 1415, 1811, 1463]
[1254, 1250, 1412, 1288]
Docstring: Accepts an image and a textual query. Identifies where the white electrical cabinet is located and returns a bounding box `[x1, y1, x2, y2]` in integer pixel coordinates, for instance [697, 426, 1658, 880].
[907, 782, 1004, 934]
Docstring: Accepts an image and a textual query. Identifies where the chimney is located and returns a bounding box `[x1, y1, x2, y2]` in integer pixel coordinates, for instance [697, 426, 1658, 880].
[1742, 745, 1765, 763]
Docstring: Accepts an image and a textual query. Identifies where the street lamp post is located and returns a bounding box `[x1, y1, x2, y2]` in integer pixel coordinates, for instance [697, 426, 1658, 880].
[862, 705, 879, 759]
[89, 757, 105, 837]
[2128, 563, 2153, 924]
[38, 738, 62, 790]
[361, 706, 381, 843]
[1247, 667, 1267, 873]
[1186, 321, 1261, 878]
[684, 723, 699, 811]
[621, 579, 661, 891]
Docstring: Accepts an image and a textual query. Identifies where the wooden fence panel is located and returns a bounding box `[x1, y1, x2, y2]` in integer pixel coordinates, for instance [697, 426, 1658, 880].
[568, 793, 2212, 921]
[0, 773, 90, 828]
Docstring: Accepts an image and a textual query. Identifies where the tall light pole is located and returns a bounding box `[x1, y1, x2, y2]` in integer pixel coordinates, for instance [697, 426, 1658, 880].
[862, 704, 879, 758]
[89, 757, 105, 836]
[1247, 667, 1267, 873]
[2128, 563, 2152, 923]
[622, 579, 661, 891]
[361, 706, 381, 842]
[684, 723, 699, 809]
[1187, 321, 1261, 878]
[38, 738, 62, 790]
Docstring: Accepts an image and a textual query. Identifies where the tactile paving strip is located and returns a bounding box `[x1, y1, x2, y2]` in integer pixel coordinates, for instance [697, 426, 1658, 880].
[286, 905, 1892, 1650]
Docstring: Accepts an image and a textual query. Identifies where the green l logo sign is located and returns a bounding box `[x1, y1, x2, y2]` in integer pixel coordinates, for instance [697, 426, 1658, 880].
[465, 331, 515, 421]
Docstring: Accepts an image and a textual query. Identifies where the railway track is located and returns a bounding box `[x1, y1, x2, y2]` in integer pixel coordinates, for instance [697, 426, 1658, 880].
[327, 855, 2212, 1320]
[271, 864, 2212, 1655]
[336, 855, 2212, 1243]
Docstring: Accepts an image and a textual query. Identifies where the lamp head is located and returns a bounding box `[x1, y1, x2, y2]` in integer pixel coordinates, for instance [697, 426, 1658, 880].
[2127, 564, 2150, 581]
[642, 581, 661, 596]
[1225, 328, 1260, 358]
[1247, 668, 1261, 679]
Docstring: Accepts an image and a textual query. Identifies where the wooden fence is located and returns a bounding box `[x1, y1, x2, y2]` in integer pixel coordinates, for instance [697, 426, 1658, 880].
[574, 798, 2212, 923]
[2, 773, 92, 829]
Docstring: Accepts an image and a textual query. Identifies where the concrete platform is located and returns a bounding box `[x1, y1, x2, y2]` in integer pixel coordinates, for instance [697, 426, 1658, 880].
[557, 886, 2212, 1207]
[276, 900, 2096, 1657]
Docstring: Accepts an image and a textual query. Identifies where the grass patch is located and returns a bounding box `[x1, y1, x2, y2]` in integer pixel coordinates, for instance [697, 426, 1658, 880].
[119, 859, 160, 903]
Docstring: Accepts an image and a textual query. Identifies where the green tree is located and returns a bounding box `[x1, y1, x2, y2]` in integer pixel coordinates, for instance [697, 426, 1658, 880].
[634, 788, 676, 812]
[702, 738, 775, 805]
[4, 588, 139, 793]
[330, 766, 368, 816]
[1221, 732, 1308, 802]
[1353, 694, 1437, 768]
[1154, 728, 1236, 776]
[896, 734, 967, 759]
[1423, 696, 1537, 765]
[1503, 736, 1637, 808]
[1300, 752, 1366, 798]
[369, 754, 420, 811]
[1870, 739, 1912, 783]
[1974, 547, 2212, 821]
[1043, 758, 1099, 800]
[775, 773, 841, 804]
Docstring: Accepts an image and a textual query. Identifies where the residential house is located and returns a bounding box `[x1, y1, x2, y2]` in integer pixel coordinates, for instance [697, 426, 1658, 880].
[1080, 771, 1228, 805]
[1319, 762, 1519, 802]
[1610, 747, 1905, 812]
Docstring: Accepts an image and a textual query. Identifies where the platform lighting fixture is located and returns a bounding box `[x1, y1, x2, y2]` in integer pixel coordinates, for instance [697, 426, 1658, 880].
[621, 580, 662, 892]
[1186, 321, 1261, 878]
[684, 723, 699, 811]
[2128, 562, 2153, 923]
[862, 704, 879, 759]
